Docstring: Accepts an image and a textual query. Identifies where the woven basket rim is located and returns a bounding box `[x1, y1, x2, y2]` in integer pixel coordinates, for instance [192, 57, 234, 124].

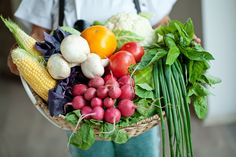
[20, 76, 163, 138]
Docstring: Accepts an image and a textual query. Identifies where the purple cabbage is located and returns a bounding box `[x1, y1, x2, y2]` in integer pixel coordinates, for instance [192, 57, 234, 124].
[35, 28, 70, 61]
[48, 66, 89, 116]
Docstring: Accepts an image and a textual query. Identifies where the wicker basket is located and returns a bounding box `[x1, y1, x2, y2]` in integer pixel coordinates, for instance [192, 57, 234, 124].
[21, 76, 163, 138]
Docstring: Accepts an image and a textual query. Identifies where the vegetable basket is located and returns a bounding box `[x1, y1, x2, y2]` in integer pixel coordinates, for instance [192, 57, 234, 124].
[2, 12, 220, 155]
[21, 76, 162, 138]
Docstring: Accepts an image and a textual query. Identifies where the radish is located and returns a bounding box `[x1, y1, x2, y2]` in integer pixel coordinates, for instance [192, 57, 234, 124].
[118, 75, 134, 87]
[91, 106, 104, 120]
[84, 87, 96, 101]
[118, 99, 136, 117]
[104, 107, 121, 123]
[81, 106, 93, 119]
[88, 76, 105, 88]
[71, 96, 86, 109]
[104, 74, 117, 82]
[91, 97, 102, 108]
[96, 86, 108, 98]
[72, 84, 88, 96]
[119, 84, 135, 100]
[103, 97, 114, 108]
[105, 78, 119, 89]
[108, 86, 121, 99]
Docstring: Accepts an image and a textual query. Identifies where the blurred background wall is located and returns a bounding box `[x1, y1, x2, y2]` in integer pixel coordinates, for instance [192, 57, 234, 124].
[0, 0, 236, 157]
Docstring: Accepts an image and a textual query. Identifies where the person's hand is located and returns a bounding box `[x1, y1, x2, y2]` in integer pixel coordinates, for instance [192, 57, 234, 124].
[7, 43, 19, 75]
[193, 35, 201, 44]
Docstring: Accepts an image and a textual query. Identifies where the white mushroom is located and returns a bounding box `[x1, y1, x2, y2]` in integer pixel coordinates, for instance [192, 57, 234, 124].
[47, 54, 71, 80]
[60, 34, 90, 64]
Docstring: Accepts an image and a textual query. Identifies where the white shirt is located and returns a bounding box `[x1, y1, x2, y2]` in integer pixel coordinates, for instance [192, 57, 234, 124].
[15, 0, 176, 30]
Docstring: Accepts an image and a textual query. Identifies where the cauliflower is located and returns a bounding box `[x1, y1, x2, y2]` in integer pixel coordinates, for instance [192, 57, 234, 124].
[105, 12, 155, 46]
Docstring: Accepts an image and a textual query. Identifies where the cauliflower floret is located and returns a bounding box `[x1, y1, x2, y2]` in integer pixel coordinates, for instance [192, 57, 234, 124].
[105, 12, 155, 46]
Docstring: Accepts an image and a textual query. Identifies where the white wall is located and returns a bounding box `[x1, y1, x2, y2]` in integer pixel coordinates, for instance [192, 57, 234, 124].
[202, 0, 236, 125]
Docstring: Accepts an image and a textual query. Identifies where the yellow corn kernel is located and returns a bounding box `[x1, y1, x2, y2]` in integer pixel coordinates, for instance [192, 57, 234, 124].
[11, 48, 56, 101]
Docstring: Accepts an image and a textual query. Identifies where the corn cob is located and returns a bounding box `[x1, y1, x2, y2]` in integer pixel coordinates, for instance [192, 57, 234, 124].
[11, 48, 56, 101]
[1, 16, 42, 57]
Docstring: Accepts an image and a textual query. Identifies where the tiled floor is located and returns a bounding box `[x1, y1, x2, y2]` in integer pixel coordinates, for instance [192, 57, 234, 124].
[0, 76, 235, 157]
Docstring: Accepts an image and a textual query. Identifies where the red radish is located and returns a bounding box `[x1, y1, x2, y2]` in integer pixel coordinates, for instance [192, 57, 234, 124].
[72, 84, 88, 96]
[120, 42, 144, 62]
[71, 96, 86, 109]
[91, 97, 102, 108]
[91, 106, 104, 120]
[84, 87, 96, 101]
[81, 106, 93, 119]
[105, 78, 119, 89]
[88, 76, 105, 88]
[103, 97, 114, 108]
[118, 75, 134, 87]
[119, 84, 135, 100]
[108, 86, 121, 99]
[104, 107, 121, 123]
[118, 99, 136, 117]
[96, 86, 108, 98]
[104, 74, 117, 82]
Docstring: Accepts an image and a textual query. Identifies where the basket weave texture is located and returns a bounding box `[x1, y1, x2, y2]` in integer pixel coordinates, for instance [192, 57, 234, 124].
[32, 90, 162, 139]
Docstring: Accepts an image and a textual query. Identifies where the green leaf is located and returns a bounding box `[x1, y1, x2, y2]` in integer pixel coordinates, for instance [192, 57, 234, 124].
[61, 26, 80, 35]
[137, 48, 167, 70]
[181, 47, 214, 61]
[193, 96, 208, 119]
[136, 83, 153, 91]
[86, 119, 103, 126]
[70, 123, 95, 150]
[136, 99, 157, 116]
[184, 18, 194, 38]
[188, 61, 209, 84]
[135, 85, 154, 99]
[174, 22, 191, 46]
[112, 130, 129, 144]
[113, 30, 144, 49]
[92, 20, 105, 26]
[200, 74, 222, 85]
[73, 110, 81, 117]
[133, 65, 154, 88]
[164, 35, 180, 65]
[189, 83, 210, 97]
[99, 123, 114, 139]
[65, 112, 78, 125]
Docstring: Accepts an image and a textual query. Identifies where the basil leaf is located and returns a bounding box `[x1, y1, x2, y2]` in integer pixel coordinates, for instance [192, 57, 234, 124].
[164, 35, 180, 65]
[184, 18, 194, 38]
[174, 23, 191, 46]
[193, 96, 208, 119]
[188, 61, 209, 84]
[70, 123, 95, 150]
[137, 48, 167, 70]
[181, 47, 214, 61]
[113, 30, 144, 49]
[188, 83, 210, 97]
[199, 74, 222, 85]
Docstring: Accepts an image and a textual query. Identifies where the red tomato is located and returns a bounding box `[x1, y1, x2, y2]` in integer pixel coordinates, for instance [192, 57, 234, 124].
[109, 51, 136, 78]
[120, 42, 144, 62]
